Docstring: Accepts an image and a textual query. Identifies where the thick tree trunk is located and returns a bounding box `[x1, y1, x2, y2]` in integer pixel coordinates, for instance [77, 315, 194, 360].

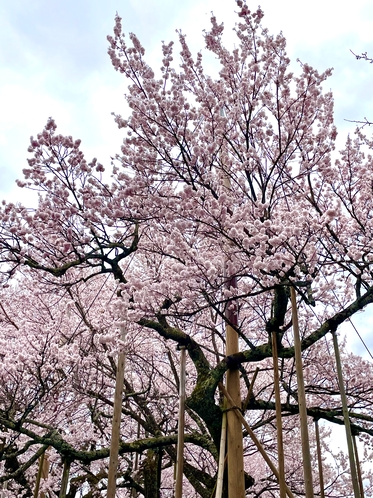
[144, 450, 162, 498]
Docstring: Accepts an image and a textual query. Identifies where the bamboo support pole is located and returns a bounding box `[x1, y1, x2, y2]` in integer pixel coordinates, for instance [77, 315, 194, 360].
[314, 419, 325, 498]
[352, 433, 365, 498]
[225, 318, 245, 497]
[59, 460, 70, 498]
[331, 330, 361, 498]
[107, 323, 126, 498]
[219, 383, 295, 498]
[242, 367, 259, 412]
[175, 345, 186, 498]
[34, 452, 45, 498]
[271, 331, 287, 498]
[34, 448, 49, 498]
[220, 114, 245, 497]
[290, 287, 314, 498]
[215, 403, 227, 498]
[131, 422, 141, 498]
[33, 446, 49, 498]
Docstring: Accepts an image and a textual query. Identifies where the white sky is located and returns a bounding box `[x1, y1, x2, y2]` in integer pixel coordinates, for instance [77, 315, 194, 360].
[1, 0, 373, 352]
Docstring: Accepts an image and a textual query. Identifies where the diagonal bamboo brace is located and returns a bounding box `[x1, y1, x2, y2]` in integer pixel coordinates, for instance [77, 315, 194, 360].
[219, 383, 295, 498]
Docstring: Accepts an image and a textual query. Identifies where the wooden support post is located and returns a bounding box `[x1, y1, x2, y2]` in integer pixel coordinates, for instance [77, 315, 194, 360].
[220, 383, 295, 498]
[107, 323, 126, 498]
[216, 402, 227, 498]
[220, 115, 245, 497]
[59, 460, 70, 498]
[290, 287, 314, 498]
[314, 419, 325, 498]
[272, 331, 287, 498]
[352, 433, 365, 498]
[225, 289, 245, 498]
[332, 330, 361, 498]
[34, 453, 44, 498]
[131, 422, 141, 498]
[34, 448, 50, 498]
[175, 345, 186, 498]
[34, 447, 49, 498]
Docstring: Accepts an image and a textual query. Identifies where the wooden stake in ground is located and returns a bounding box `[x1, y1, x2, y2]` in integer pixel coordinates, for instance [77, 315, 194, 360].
[290, 287, 314, 498]
[332, 330, 361, 498]
[175, 345, 186, 498]
[107, 323, 127, 498]
[314, 418, 325, 498]
[271, 331, 287, 498]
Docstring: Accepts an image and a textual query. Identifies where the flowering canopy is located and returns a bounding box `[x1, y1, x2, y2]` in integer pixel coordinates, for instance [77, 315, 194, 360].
[0, 2, 373, 497]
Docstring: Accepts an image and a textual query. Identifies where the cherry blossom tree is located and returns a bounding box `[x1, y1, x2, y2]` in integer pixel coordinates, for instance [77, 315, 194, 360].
[1, 1, 373, 496]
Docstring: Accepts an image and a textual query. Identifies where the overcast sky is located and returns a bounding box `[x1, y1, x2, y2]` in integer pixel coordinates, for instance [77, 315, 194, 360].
[1, 0, 373, 198]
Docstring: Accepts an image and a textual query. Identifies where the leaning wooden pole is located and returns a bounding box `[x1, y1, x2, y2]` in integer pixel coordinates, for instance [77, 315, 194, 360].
[215, 402, 227, 498]
[271, 331, 287, 498]
[220, 383, 295, 498]
[314, 418, 325, 498]
[352, 432, 365, 498]
[59, 459, 71, 498]
[107, 323, 127, 498]
[175, 345, 186, 498]
[34, 451, 46, 498]
[290, 287, 314, 498]
[332, 330, 361, 498]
